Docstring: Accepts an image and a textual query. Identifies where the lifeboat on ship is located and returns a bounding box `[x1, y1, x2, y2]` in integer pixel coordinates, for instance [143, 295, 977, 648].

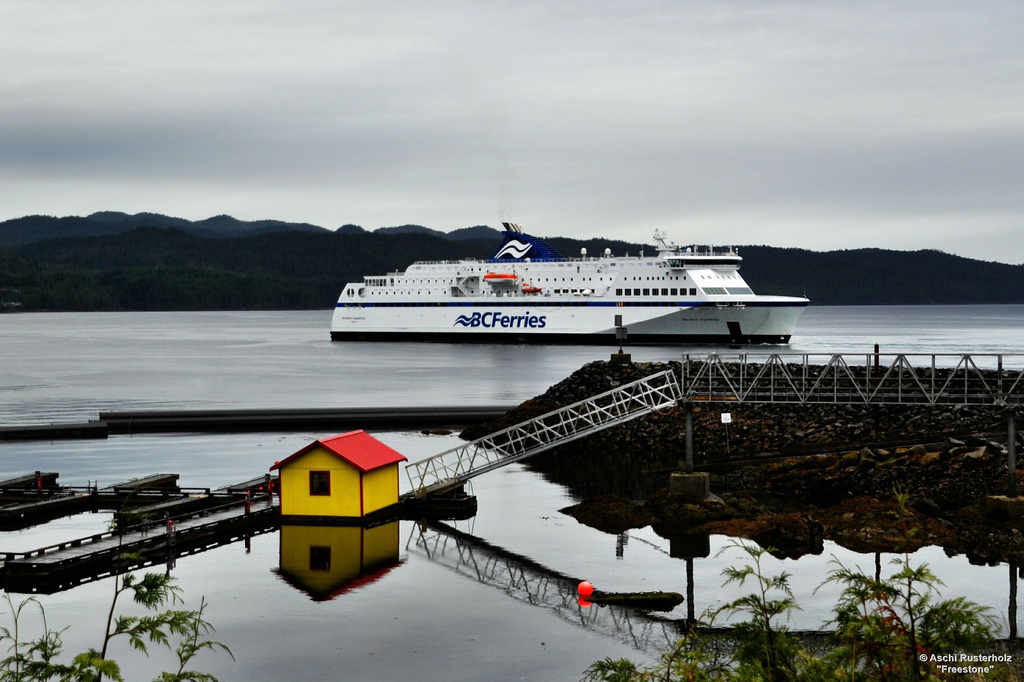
[521, 282, 542, 294]
[484, 272, 519, 287]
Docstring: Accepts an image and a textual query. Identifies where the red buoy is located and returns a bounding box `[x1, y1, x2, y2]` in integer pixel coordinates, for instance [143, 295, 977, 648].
[578, 580, 594, 597]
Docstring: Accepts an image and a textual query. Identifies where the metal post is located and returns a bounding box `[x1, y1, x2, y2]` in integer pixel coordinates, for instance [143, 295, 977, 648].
[166, 519, 176, 573]
[1010, 410, 1018, 498]
[685, 404, 694, 474]
[1010, 561, 1018, 641]
[686, 557, 695, 625]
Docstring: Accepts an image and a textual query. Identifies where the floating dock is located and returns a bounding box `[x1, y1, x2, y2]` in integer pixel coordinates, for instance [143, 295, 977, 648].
[0, 470, 278, 593]
[0, 471, 275, 531]
[0, 470, 475, 593]
[1, 499, 277, 594]
[0, 405, 514, 440]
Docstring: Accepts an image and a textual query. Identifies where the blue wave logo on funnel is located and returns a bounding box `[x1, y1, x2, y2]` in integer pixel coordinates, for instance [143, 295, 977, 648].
[489, 224, 565, 262]
[494, 240, 532, 260]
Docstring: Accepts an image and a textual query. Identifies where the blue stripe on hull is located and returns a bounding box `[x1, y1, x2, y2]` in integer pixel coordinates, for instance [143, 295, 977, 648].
[329, 330, 792, 345]
[335, 301, 809, 309]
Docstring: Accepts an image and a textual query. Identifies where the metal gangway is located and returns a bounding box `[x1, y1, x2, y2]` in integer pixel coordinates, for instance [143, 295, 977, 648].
[405, 369, 681, 497]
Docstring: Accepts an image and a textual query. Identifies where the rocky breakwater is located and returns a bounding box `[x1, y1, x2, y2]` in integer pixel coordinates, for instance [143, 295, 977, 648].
[462, 359, 1024, 563]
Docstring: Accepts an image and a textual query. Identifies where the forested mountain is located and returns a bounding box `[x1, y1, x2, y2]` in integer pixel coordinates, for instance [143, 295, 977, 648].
[0, 214, 1021, 311]
[0, 212, 500, 247]
[0, 212, 330, 247]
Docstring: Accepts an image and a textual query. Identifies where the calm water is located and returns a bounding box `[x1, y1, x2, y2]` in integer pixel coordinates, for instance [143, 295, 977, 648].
[1, 306, 1023, 680]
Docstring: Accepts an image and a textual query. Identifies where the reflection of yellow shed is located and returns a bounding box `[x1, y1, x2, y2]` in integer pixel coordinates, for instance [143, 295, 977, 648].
[277, 522, 402, 601]
[269, 430, 407, 520]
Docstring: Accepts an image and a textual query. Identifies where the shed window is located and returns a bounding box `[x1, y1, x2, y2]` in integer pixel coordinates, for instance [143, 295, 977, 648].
[309, 470, 331, 496]
[310, 545, 331, 571]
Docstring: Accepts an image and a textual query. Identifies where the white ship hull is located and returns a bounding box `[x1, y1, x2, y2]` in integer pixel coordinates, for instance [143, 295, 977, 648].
[332, 298, 804, 344]
[331, 224, 808, 345]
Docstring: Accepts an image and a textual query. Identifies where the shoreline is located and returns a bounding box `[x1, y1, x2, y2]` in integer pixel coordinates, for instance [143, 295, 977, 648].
[465, 358, 1024, 564]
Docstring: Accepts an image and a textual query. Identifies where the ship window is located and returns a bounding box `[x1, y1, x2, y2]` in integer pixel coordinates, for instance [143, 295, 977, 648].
[642, 288, 650, 296]
[727, 287, 754, 295]
[690, 288, 697, 295]
[661, 288, 668, 295]
[671, 288, 678, 296]
[616, 289, 623, 296]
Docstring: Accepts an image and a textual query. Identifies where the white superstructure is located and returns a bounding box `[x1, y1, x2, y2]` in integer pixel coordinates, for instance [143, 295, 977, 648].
[331, 223, 808, 344]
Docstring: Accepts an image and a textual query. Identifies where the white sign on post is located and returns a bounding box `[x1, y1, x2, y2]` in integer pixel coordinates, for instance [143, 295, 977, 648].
[721, 413, 732, 424]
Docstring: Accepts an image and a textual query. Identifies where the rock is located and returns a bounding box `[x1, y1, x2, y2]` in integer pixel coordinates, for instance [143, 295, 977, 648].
[700, 513, 824, 559]
[911, 496, 943, 517]
[561, 496, 653, 534]
[820, 497, 956, 554]
[986, 441, 1006, 456]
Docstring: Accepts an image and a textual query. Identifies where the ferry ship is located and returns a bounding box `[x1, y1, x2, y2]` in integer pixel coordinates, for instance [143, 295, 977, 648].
[331, 223, 808, 344]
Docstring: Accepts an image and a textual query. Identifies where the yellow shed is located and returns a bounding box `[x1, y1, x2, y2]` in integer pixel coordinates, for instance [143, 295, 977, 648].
[270, 430, 407, 519]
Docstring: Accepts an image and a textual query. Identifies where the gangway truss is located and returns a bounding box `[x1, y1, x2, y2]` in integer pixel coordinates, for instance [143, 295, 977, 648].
[680, 353, 1024, 406]
[405, 369, 681, 497]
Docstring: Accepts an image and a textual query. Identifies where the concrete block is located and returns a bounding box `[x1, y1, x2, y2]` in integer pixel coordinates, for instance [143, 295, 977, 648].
[670, 533, 711, 559]
[985, 495, 1024, 520]
[609, 352, 632, 364]
[670, 472, 709, 500]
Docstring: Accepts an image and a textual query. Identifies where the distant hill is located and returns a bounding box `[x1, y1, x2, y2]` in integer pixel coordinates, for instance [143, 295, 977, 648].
[0, 212, 1021, 310]
[448, 225, 502, 241]
[342, 223, 500, 241]
[0, 212, 504, 247]
[375, 224, 443, 238]
[0, 212, 330, 247]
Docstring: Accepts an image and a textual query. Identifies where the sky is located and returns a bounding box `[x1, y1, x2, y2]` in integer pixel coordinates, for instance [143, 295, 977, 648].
[2, 1, 1024, 264]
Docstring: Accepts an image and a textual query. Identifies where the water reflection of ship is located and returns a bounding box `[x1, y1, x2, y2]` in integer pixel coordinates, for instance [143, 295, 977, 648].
[408, 519, 686, 654]
[275, 522, 403, 602]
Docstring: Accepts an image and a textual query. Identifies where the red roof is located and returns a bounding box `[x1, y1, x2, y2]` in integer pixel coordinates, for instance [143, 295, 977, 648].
[271, 430, 408, 473]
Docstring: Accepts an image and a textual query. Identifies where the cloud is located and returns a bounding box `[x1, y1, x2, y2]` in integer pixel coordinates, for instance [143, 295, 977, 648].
[1, 0, 1023, 263]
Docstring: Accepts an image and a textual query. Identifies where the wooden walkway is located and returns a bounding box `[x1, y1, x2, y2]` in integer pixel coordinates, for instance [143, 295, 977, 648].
[0, 471, 280, 593]
[0, 472, 277, 528]
[1, 497, 277, 594]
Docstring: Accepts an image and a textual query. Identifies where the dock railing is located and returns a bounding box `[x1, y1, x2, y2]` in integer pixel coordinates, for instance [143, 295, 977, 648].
[680, 353, 1024, 406]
